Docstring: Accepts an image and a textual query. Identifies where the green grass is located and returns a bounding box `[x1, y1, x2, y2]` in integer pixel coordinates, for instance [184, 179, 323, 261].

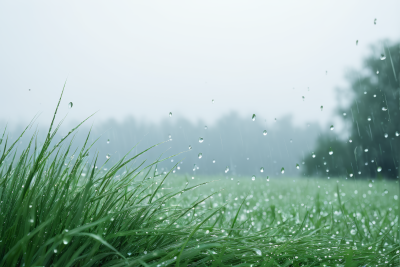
[1, 90, 399, 266]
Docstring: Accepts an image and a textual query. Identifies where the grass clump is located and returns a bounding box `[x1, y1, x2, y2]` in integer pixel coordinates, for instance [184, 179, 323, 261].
[0, 89, 399, 266]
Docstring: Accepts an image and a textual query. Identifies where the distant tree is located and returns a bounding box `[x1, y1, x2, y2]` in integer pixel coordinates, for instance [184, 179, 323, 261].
[304, 41, 400, 179]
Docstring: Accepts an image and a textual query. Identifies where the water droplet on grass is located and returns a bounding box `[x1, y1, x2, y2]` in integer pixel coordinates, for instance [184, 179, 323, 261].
[263, 130, 267, 136]
[364, 148, 368, 152]
[198, 153, 202, 159]
[376, 70, 379, 74]
[302, 96, 305, 101]
[212, 159, 215, 163]
[199, 137, 204, 143]
[68, 102, 73, 109]
[225, 166, 229, 173]
[296, 164, 300, 169]
[349, 173, 353, 177]
[329, 148, 333, 155]
[380, 54, 386, 60]
[169, 112, 172, 117]
[212, 99, 215, 104]
[384, 133, 388, 138]
[252, 114, 256, 121]
[189, 145, 192, 150]
[377, 166, 382, 172]
[396, 131, 399, 136]
[281, 167, 285, 174]
[251, 175, 256, 181]
[260, 167, 264, 173]
[382, 107, 387, 111]
[330, 125, 334, 130]
[320, 106, 323, 111]
[54, 249, 58, 253]
[367, 116, 371, 121]
[106, 154, 111, 159]
[312, 152, 316, 158]
[343, 113, 347, 116]
[107, 139, 110, 144]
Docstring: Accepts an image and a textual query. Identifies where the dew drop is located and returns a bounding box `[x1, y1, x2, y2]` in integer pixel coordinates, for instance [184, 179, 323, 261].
[204, 126, 208, 130]
[281, 167, 285, 174]
[251, 175, 256, 181]
[302, 96, 305, 101]
[188, 145, 192, 150]
[225, 166, 229, 173]
[350, 229, 357, 235]
[198, 153, 202, 159]
[127, 252, 132, 256]
[323, 162, 327, 165]
[263, 130, 267, 136]
[382, 107, 387, 111]
[199, 137, 204, 143]
[296, 164, 300, 169]
[329, 147, 333, 155]
[343, 113, 347, 116]
[384, 133, 388, 138]
[106, 154, 111, 159]
[312, 152, 316, 158]
[212, 159, 215, 163]
[377, 166, 382, 172]
[260, 167, 264, 173]
[364, 148, 368, 152]
[349, 173, 353, 177]
[68, 102, 73, 109]
[169, 112, 172, 117]
[107, 139, 110, 144]
[212, 99, 215, 104]
[252, 114, 256, 121]
[380, 54, 386, 60]
[376, 70, 379, 74]
[320, 105, 323, 111]
[330, 125, 334, 130]
[349, 139, 352, 143]
[374, 18, 377, 25]
[54, 249, 58, 253]
[396, 131, 399, 137]
[356, 40, 358, 46]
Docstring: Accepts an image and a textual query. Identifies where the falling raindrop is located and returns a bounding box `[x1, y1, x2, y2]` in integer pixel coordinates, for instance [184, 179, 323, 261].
[296, 164, 300, 169]
[263, 130, 267, 136]
[107, 139, 110, 144]
[188, 145, 192, 150]
[320, 106, 323, 111]
[374, 18, 377, 25]
[377, 166, 382, 172]
[68, 102, 73, 109]
[312, 152, 316, 158]
[251, 175, 256, 181]
[225, 166, 229, 173]
[356, 40, 358, 46]
[330, 125, 334, 130]
[106, 154, 111, 159]
[384, 133, 388, 138]
[198, 153, 202, 159]
[260, 167, 264, 173]
[382, 107, 387, 111]
[380, 54, 386, 60]
[281, 167, 285, 174]
[329, 147, 333, 155]
[169, 112, 172, 117]
[252, 114, 256, 121]
[199, 137, 204, 143]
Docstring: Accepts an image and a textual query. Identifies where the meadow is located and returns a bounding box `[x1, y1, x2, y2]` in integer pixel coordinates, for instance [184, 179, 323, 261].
[0, 91, 399, 266]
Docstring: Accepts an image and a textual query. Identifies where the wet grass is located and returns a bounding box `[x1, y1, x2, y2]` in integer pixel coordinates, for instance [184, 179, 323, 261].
[1, 90, 399, 266]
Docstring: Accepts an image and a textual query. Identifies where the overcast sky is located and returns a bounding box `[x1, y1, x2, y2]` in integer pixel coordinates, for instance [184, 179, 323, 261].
[0, 0, 399, 130]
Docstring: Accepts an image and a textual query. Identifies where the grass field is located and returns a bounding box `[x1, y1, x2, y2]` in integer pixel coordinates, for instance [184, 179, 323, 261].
[1, 91, 399, 266]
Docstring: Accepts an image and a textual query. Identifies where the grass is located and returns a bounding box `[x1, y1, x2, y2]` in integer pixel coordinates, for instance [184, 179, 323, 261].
[1, 89, 399, 266]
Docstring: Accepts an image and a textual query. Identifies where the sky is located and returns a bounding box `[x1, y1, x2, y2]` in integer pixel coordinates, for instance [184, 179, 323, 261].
[0, 0, 399, 130]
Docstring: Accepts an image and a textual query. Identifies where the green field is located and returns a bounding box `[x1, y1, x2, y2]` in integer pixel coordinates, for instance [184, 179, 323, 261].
[1, 93, 399, 266]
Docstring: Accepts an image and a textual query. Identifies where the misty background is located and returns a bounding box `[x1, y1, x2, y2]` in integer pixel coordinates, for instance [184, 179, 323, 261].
[0, 1, 399, 179]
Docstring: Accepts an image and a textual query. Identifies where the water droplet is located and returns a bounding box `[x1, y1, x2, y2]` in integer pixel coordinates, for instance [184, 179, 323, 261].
[212, 159, 215, 163]
[374, 18, 377, 25]
[188, 145, 192, 150]
[358, 171, 361, 175]
[367, 116, 371, 121]
[54, 249, 58, 253]
[373, 94, 376, 97]
[204, 126, 208, 130]
[258, 167, 264, 173]
[349, 173, 353, 177]
[377, 166, 382, 172]
[263, 130, 267, 136]
[364, 148, 368, 152]
[384, 133, 388, 138]
[29, 219, 34, 223]
[296, 164, 300, 169]
[350, 229, 357, 235]
[329, 147, 333, 155]
[68, 102, 73, 109]
[356, 40, 358, 46]
[343, 113, 347, 116]
[225, 166, 229, 173]
[376, 70, 379, 74]
[127, 252, 132, 256]
[349, 139, 352, 143]
[330, 125, 334, 130]
[198, 153, 202, 159]
[199, 137, 204, 143]
[169, 112, 172, 117]
[63, 239, 69, 245]
[320, 106, 323, 111]
[323, 162, 327, 165]
[107, 139, 110, 144]
[380, 54, 386, 60]
[290, 139, 293, 143]
[302, 96, 305, 101]
[281, 167, 285, 174]
[106, 154, 111, 159]
[384, 189, 388, 194]
[382, 107, 387, 111]
[326, 169, 329, 173]
[212, 99, 215, 104]
[252, 114, 256, 121]
[251, 175, 256, 181]
[396, 131, 399, 137]
[312, 152, 316, 158]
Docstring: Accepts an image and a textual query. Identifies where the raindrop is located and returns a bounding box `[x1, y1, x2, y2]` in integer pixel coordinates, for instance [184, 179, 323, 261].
[63, 239, 69, 245]
[225, 166, 229, 173]
[198, 153, 202, 159]
[302, 96, 305, 101]
[252, 114, 256, 121]
[127, 252, 132, 256]
[329, 147, 333, 155]
[204, 126, 208, 130]
[263, 130, 267, 136]
[364, 148, 368, 152]
[320, 106, 323, 111]
[68, 102, 73, 109]
[169, 112, 172, 117]
[212, 159, 215, 163]
[380, 54, 386, 60]
[330, 125, 334, 130]
[251, 175, 256, 181]
[212, 99, 215, 104]
[349, 173, 353, 177]
[188, 145, 192, 150]
[106, 154, 111, 159]
[356, 40, 358, 46]
[290, 139, 293, 143]
[384, 189, 388, 194]
[312, 152, 316, 158]
[396, 131, 399, 137]
[376, 70, 379, 74]
[296, 164, 300, 169]
[373, 94, 376, 97]
[326, 169, 329, 173]
[260, 167, 264, 173]
[199, 137, 204, 143]
[384, 133, 388, 138]
[358, 171, 361, 175]
[367, 116, 371, 121]
[350, 229, 357, 235]
[374, 18, 377, 25]
[323, 162, 327, 165]
[54, 249, 58, 253]
[377, 166, 382, 172]
[281, 167, 285, 174]
[343, 113, 347, 116]
[382, 107, 387, 111]
[107, 139, 110, 144]
[349, 139, 352, 143]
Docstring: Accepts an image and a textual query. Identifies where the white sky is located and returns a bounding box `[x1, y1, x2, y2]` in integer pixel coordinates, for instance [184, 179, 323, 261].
[0, 0, 399, 129]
